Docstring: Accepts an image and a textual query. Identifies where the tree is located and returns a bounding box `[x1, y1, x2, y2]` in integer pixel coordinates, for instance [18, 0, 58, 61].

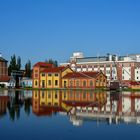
[25, 60, 31, 77]
[8, 54, 21, 76]
[45, 58, 58, 67]
[16, 56, 21, 70]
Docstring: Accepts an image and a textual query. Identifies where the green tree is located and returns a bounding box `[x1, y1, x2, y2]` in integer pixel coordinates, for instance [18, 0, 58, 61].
[45, 58, 58, 67]
[25, 60, 31, 77]
[16, 56, 21, 70]
[8, 54, 21, 76]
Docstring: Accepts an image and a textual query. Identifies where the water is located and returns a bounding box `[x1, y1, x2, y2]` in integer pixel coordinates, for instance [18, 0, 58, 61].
[0, 89, 140, 140]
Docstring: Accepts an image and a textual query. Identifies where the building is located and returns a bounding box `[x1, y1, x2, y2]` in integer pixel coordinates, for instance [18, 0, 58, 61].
[32, 62, 54, 88]
[33, 62, 73, 89]
[0, 53, 10, 87]
[20, 77, 32, 88]
[39, 66, 73, 89]
[62, 71, 107, 89]
[60, 52, 140, 85]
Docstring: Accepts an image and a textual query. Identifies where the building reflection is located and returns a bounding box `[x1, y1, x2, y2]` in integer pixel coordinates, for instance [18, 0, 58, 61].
[0, 90, 140, 125]
[32, 90, 140, 126]
[0, 90, 32, 121]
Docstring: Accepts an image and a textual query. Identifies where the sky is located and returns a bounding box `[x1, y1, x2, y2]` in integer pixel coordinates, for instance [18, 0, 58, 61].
[0, 0, 140, 67]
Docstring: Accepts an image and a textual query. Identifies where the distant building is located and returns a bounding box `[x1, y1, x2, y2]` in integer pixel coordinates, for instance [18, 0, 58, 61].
[20, 77, 32, 88]
[60, 52, 140, 84]
[0, 53, 10, 87]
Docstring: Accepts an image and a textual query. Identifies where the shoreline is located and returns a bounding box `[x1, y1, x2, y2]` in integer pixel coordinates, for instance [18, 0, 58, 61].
[1, 87, 140, 92]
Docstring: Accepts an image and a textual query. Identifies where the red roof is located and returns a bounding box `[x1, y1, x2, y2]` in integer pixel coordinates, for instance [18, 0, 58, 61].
[129, 81, 140, 86]
[41, 66, 66, 73]
[0, 76, 10, 82]
[33, 62, 53, 68]
[33, 106, 63, 116]
[63, 71, 100, 79]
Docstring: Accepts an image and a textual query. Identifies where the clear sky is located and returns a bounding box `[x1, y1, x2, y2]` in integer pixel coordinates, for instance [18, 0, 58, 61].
[0, 0, 140, 67]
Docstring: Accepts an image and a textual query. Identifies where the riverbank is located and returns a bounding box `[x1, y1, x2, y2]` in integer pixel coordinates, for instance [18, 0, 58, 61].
[1, 87, 140, 92]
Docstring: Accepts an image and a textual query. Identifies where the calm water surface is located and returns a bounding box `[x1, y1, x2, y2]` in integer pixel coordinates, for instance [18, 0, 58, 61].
[0, 90, 140, 140]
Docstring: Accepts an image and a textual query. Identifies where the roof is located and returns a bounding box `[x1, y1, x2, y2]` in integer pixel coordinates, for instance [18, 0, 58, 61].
[0, 76, 10, 82]
[33, 106, 63, 116]
[129, 81, 140, 86]
[63, 71, 100, 79]
[0, 57, 8, 62]
[41, 66, 66, 73]
[62, 101, 99, 107]
[33, 62, 53, 68]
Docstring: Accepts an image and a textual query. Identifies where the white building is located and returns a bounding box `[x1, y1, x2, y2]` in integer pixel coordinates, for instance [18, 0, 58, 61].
[60, 52, 140, 84]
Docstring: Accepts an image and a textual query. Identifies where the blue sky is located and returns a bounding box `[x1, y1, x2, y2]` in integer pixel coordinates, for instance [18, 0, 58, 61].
[0, 0, 140, 67]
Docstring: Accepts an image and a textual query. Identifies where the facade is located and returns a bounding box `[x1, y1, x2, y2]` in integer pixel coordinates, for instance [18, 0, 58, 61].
[39, 67, 73, 88]
[20, 77, 32, 88]
[32, 62, 54, 88]
[0, 53, 8, 78]
[62, 71, 107, 89]
[0, 54, 9, 87]
[33, 62, 73, 89]
[60, 52, 140, 85]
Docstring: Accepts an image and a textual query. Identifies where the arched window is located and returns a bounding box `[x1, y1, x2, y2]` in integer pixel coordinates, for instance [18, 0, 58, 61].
[83, 81, 86, 87]
[76, 80, 79, 87]
[90, 80, 93, 87]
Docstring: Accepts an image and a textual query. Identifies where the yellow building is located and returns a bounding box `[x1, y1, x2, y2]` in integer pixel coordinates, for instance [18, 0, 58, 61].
[39, 66, 73, 89]
[33, 62, 54, 88]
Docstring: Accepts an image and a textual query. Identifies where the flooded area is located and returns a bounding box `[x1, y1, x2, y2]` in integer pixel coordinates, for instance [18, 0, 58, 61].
[0, 89, 140, 140]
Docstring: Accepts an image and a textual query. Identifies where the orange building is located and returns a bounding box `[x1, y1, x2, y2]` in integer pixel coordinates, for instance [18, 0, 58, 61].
[62, 71, 107, 89]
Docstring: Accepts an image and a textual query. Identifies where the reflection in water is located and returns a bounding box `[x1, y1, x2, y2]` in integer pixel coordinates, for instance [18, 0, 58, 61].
[1, 90, 140, 126]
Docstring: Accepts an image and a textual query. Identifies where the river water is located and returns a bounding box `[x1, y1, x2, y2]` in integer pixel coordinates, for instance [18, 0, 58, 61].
[0, 89, 140, 140]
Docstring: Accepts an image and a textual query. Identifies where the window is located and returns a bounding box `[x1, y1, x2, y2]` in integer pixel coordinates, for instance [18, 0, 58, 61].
[55, 73, 59, 76]
[48, 73, 52, 77]
[64, 81, 67, 88]
[106, 70, 110, 74]
[137, 77, 139, 80]
[83, 91, 86, 99]
[48, 91, 51, 98]
[90, 91, 93, 99]
[137, 71, 139, 74]
[90, 81, 93, 87]
[83, 81, 86, 87]
[42, 73, 45, 77]
[42, 91, 45, 98]
[55, 80, 58, 86]
[70, 80, 73, 87]
[76, 80, 79, 87]
[48, 80, 51, 86]
[42, 80, 45, 88]
[35, 81, 38, 86]
[55, 92, 58, 99]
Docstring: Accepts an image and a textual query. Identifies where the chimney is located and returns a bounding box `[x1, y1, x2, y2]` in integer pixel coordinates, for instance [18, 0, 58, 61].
[0, 53, 2, 57]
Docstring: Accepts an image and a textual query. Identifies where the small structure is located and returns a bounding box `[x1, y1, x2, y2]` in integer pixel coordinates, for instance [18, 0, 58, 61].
[20, 77, 32, 88]
[0, 76, 15, 88]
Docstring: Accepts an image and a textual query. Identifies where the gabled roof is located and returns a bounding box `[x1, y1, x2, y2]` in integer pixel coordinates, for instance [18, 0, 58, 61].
[41, 66, 66, 73]
[33, 62, 53, 68]
[0, 76, 10, 82]
[63, 71, 100, 79]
